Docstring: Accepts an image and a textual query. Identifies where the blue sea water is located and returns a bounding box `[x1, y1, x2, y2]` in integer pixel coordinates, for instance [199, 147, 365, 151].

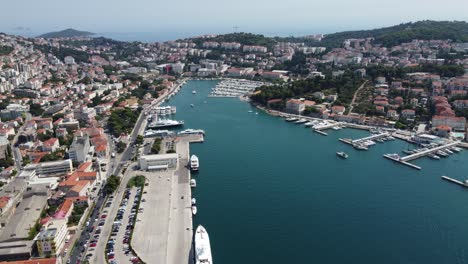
[164, 80, 468, 264]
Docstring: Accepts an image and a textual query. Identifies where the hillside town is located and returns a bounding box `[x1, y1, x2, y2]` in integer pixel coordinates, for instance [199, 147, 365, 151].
[0, 25, 467, 263]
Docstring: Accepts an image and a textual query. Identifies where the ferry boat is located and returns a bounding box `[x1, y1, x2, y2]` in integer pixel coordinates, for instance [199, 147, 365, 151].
[191, 198, 197, 205]
[192, 206, 197, 215]
[195, 225, 213, 264]
[336, 152, 349, 159]
[190, 179, 197, 188]
[179, 129, 206, 135]
[190, 155, 199, 171]
[147, 119, 184, 129]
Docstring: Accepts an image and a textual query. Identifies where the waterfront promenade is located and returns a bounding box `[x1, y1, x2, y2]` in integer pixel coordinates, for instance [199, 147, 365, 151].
[132, 135, 199, 264]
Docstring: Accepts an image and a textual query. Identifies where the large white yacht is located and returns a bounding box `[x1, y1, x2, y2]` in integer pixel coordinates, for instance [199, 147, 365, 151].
[195, 225, 213, 264]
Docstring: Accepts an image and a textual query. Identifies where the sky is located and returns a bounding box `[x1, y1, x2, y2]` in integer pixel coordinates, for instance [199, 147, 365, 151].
[2, 0, 468, 41]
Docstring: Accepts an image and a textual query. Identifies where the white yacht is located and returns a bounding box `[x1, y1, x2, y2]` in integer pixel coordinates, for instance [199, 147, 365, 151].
[190, 179, 197, 188]
[190, 155, 199, 171]
[195, 225, 213, 264]
[191, 198, 197, 205]
[192, 90, 197, 94]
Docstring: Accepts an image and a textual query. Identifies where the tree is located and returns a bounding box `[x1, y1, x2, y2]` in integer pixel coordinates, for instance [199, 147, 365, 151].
[105, 175, 121, 194]
[136, 135, 144, 145]
[151, 138, 162, 154]
[116, 141, 127, 153]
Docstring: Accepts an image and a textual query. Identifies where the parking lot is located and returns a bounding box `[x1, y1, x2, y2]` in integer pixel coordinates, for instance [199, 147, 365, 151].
[108, 187, 142, 264]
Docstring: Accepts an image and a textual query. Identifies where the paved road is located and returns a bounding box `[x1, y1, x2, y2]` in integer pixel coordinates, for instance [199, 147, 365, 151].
[68, 191, 106, 264]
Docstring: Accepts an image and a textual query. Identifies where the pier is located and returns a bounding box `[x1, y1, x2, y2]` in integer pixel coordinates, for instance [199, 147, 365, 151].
[351, 133, 389, 144]
[441, 176, 468, 188]
[383, 154, 422, 170]
[314, 122, 341, 131]
[314, 129, 328, 136]
[383, 142, 460, 170]
[400, 142, 459, 161]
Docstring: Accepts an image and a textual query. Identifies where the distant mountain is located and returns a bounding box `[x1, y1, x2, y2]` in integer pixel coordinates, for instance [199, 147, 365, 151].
[320, 20, 468, 47]
[38, 28, 94, 38]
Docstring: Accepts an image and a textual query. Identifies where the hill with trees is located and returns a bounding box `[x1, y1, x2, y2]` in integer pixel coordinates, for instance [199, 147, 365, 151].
[320, 20, 468, 47]
[38, 28, 94, 38]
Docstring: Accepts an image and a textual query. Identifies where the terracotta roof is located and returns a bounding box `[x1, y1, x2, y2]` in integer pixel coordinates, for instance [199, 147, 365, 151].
[0, 258, 57, 264]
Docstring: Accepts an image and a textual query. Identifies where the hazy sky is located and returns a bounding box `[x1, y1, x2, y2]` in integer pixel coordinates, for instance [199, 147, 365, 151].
[2, 0, 468, 37]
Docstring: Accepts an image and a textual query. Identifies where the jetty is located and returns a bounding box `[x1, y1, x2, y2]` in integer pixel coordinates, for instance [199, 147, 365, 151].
[441, 176, 468, 188]
[383, 141, 460, 170]
[314, 129, 328, 136]
[352, 133, 389, 144]
[383, 154, 422, 170]
[400, 142, 459, 162]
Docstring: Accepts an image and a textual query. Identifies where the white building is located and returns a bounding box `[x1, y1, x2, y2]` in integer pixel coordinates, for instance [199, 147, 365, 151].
[24, 159, 73, 177]
[35, 219, 68, 257]
[139, 154, 178, 170]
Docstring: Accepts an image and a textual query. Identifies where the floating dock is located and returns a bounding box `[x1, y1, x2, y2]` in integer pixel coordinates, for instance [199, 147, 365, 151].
[383, 154, 422, 170]
[384, 142, 460, 170]
[314, 129, 328, 136]
[441, 176, 468, 188]
[400, 142, 459, 162]
[352, 133, 389, 144]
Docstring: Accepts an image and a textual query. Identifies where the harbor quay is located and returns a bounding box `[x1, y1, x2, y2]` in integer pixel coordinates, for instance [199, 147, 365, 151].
[131, 134, 202, 264]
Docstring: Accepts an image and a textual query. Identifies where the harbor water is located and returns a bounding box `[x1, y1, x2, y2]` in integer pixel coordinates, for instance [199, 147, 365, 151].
[165, 80, 468, 264]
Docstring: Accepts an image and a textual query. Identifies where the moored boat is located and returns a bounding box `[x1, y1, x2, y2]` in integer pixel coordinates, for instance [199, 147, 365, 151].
[190, 179, 197, 188]
[195, 225, 213, 264]
[190, 155, 199, 171]
[191, 198, 197, 205]
[192, 206, 197, 215]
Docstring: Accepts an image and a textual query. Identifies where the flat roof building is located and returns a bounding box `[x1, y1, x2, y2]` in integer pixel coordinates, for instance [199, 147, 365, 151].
[139, 154, 178, 171]
[24, 159, 73, 178]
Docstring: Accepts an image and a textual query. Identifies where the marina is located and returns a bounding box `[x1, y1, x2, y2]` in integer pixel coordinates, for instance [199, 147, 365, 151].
[383, 142, 461, 170]
[162, 80, 468, 264]
[208, 79, 269, 98]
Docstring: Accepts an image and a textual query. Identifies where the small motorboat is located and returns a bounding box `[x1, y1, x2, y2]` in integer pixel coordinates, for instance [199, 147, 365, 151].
[190, 179, 197, 188]
[192, 206, 197, 215]
[336, 152, 349, 159]
[191, 198, 197, 205]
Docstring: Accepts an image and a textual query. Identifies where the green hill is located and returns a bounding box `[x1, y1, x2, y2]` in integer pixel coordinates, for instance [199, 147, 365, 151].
[38, 28, 94, 38]
[321, 20, 468, 47]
